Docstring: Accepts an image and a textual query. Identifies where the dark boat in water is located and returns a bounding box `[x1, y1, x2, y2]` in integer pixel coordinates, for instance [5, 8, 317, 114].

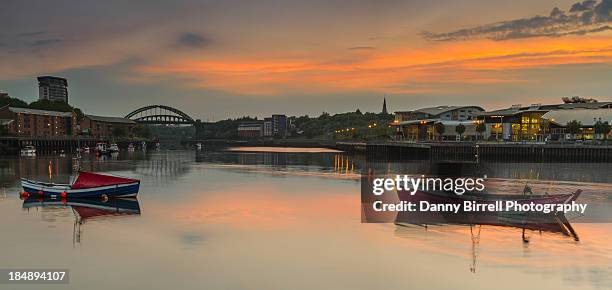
[394, 189, 582, 240]
[398, 188, 582, 205]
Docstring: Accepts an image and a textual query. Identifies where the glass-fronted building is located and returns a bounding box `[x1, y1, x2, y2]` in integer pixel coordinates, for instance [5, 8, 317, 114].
[478, 102, 612, 142]
[392, 105, 485, 141]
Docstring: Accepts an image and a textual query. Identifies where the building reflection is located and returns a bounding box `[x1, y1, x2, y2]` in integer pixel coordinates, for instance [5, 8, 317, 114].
[394, 211, 579, 274]
[333, 154, 358, 175]
[197, 149, 364, 176]
[0, 155, 73, 185]
[129, 151, 193, 185]
[0, 151, 193, 187]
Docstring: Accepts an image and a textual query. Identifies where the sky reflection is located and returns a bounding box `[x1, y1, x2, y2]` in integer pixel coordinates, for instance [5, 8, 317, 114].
[0, 150, 610, 289]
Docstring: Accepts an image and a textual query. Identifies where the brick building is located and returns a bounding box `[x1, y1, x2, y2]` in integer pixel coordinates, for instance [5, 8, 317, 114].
[80, 114, 137, 138]
[0, 105, 77, 137]
[238, 122, 263, 137]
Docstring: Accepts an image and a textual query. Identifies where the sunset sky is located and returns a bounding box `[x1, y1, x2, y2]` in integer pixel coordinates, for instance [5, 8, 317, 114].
[1, 0, 611, 119]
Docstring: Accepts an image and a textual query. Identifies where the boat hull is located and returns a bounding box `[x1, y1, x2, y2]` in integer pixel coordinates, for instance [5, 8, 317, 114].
[394, 189, 581, 238]
[21, 180, 139, 198]
[398, 189, 581, 206]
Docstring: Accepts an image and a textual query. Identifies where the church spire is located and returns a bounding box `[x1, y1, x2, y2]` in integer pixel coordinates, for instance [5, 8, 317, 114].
[382, 97, 388, 114]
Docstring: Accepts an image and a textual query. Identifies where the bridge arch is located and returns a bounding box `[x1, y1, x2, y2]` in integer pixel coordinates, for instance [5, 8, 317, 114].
[125, 105, 195, 125]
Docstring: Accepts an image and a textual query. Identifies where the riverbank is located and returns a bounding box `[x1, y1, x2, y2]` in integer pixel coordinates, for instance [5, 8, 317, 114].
[0, 136, 156, 155]
[337, 141, 612, 163]
[197, 139, 612, 163]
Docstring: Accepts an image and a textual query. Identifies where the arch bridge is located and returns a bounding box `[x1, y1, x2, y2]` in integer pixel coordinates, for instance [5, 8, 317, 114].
[125, 105, 195, 125]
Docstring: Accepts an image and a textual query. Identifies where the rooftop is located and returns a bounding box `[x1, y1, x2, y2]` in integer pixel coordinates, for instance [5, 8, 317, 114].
[37, 76, 67, 81]
[543, 108, 612, 127]
[85, 114, 136, 124]
[479, 102, 612, 116]
[395, 105, 485, 117]
[8, 106, 73, 117]
[238, 122, 263, 127]
[0, 119, 14, 126]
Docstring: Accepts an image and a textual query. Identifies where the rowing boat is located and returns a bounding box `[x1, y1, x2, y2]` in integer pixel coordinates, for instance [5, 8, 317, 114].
[21, 171, 140, 198]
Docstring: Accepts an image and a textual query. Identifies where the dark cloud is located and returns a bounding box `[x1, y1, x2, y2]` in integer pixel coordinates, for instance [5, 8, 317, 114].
[570, 0, 596, 12]
[17, 31, 48, 38]
[0, 32, 63, 53]
[177, 32, 210, 48]
[423, 0, 612, 41]
[30, 38, 63, 47]
[348, 46, 376, 50]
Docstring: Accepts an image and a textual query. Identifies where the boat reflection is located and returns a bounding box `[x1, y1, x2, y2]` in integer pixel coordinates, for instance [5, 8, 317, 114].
[22, 197, 141, 245]
[395, 209, 579, 240]
[395, 206, 579, 273]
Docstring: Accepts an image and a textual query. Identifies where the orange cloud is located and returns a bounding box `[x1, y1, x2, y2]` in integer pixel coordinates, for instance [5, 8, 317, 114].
[133, 34, 612, 95]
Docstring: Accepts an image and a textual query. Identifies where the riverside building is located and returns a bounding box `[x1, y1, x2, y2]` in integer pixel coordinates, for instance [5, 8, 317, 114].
[392, 105, 485, 141]
[0, 105, 77, 137]
[80, 114, 137, 138]
[478, 102, 612, 142]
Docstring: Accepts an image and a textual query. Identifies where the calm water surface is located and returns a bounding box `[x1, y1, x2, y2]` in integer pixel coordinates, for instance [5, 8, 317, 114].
[0, 149, 610, 290]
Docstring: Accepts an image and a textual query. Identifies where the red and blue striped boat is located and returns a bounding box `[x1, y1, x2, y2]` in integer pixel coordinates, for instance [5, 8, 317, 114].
[21, 171, 140, 198]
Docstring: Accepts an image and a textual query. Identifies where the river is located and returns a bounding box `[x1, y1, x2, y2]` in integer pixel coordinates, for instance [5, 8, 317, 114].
[0, 148, 610, 290]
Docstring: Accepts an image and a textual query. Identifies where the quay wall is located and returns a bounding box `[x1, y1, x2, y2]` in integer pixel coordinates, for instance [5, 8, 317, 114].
[336, 141, 612, 163]
[196, 139, 337, 148]
[0, 137, 152, 155]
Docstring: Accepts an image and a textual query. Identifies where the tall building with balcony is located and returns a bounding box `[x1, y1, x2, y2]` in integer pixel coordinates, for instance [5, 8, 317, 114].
[38, 76, 69, 103]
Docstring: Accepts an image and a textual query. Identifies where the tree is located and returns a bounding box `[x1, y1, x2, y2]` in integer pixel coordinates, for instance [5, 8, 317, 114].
[565, 120, 582, 140]
[73, 108, 84, 122]
[476, 122, 486, 140]
[28, 99, 84, 121]
[594, 120, 611, 141]
[434, 123, 445, 141]
[562, 96, 598, 103]
[29, 99, 73, 112]
[133, 125, 152, 139]
[112, 126, 127, 138]
[0, 94, 28, 108]
[455, 124, 466, 141]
